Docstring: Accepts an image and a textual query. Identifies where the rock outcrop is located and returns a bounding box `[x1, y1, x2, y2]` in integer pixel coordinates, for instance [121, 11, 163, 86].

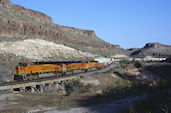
[130, 43, 171, 58]
[144, 43, 170, 49]
[0, 0, 128, 57]
[0, 0, 129, 81]
[0, 39, 96, 82]
[0, 0, 12, 6]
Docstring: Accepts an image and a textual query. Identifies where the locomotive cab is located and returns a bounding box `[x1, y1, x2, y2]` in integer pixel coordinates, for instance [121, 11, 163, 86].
[14, 62, 33, 81]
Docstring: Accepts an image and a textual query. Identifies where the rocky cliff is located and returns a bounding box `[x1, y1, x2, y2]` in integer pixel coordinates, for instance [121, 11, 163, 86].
[0, 0, 12, 6]
[130, 43, 171, 58]
[0, 0, 128, 57]
[0, 0, 129, 82]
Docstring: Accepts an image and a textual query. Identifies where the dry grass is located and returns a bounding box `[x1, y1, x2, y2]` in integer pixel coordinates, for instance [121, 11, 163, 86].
[0, 108, 26, 113]
[0, 70, 133, 112]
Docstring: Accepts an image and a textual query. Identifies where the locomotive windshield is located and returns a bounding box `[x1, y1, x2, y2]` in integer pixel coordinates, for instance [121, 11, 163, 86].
[19, 63, 28, 66]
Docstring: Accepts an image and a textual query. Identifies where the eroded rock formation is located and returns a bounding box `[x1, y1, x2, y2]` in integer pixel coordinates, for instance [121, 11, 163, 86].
[0, 0, 128, 57]
[0, 0, 12, 6]
[130, 43, 171, 58]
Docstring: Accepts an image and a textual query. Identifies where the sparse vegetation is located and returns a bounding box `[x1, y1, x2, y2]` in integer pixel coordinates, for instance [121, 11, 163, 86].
[65, 80, 92, 96]
[130, 86, 170, 113]
[106, 69, 114, 73]
[134, 61, 142, 68]
[126, 63, 171, 113]
[119, 59, 132, 65]
[2, 62, 170, 113]
[0, 108, 27, 113]
[0, 0, 171, 113]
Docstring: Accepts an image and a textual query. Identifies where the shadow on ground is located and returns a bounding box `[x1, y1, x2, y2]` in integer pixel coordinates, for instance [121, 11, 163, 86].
[71, 63, 171, 113]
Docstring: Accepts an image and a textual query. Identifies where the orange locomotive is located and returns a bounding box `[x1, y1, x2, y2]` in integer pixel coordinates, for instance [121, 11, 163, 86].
[14, 61, 104, 81]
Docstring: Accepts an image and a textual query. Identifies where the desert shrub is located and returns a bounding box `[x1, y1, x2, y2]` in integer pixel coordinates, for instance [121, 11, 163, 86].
[119, 59, 132, 68]
[65, 83, 73, 96]
[119, 59, 131, 65]
[65, 80, 91, 96]
[82, 83, 92, 93]
[134, 61, 142, 68]
[106, 69, 114, 74]
[65, 80, 82, 96]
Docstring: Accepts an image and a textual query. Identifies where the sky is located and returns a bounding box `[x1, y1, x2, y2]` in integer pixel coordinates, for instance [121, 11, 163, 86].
[11, 0, 171, 49]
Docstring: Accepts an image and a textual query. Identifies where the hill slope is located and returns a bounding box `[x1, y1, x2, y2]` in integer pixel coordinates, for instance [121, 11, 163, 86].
[130, 43, 171, 58]
[0, 39, 95, 82]
[0, 0, 129, 81]
[0, 0, 128, 57]
[0, 39, 95, 61]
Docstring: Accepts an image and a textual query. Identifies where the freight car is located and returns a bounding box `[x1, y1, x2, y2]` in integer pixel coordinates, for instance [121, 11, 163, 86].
[14, 61, 104, 81]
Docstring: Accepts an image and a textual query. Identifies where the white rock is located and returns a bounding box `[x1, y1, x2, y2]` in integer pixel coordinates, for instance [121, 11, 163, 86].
[0, 39, 95, 61]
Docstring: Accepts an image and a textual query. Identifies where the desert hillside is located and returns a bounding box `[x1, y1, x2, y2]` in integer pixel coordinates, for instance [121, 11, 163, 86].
[129, 43, 171, 58]
[0, 0, 170, 82]
[0, 38, 96, 82]
[0, 39, 95, 61]
[0, 0, 128, 57]
[0, 0, 129, 81]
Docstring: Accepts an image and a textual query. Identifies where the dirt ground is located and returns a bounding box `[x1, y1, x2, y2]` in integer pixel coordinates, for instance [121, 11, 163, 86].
[80, 73, 130, 93]
[0, 92, 145, 113]
[45, 94, 146, 113]
[0, 91, 146, 113]
[0, 72, 131, 113]
[0, 62, 157, 113]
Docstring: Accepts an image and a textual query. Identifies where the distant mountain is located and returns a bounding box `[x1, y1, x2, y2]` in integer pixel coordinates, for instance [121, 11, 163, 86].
[129, 43, 171, 58]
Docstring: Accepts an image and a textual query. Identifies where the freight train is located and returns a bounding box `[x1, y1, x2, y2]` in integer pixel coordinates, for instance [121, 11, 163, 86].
[14, 61, 104, 81]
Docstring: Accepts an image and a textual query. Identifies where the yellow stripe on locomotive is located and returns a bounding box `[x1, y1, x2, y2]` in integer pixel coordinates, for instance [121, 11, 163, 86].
[14, 61, 104, 81]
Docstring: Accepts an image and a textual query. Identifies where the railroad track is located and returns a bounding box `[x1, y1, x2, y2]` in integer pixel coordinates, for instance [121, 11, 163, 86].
[0, 63, 115, 92]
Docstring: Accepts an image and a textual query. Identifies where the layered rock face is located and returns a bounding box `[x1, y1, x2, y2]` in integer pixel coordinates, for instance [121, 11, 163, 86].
[0, 0, 12, 6]
[130, 43, 171, 58]
[0, 0, 128, 57]
[144, 43, 171, 49]
[0, 0, 129, 81]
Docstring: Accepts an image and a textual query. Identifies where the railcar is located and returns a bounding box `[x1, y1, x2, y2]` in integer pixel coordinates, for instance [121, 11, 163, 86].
[14, 61, 104, 81]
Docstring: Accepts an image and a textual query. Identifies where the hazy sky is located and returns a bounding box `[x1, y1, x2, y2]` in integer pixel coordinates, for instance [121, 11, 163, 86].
[11, 0, 171, 49]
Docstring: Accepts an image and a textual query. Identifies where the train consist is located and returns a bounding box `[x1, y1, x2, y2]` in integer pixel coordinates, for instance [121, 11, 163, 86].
[14, 61, 104, 81]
